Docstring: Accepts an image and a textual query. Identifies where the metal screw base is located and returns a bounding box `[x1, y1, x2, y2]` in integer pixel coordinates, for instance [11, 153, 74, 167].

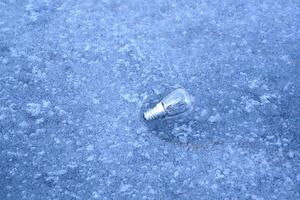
[143, 102, 166, 121]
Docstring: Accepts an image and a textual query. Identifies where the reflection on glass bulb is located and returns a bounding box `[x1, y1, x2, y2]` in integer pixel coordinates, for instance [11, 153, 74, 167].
[143, 88, 193, 121]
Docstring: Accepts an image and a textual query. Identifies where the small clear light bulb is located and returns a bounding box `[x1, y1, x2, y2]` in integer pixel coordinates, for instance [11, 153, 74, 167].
[144, 88, 193, 121]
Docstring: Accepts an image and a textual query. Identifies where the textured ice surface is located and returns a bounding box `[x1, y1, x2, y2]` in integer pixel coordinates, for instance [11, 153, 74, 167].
[0, 0, 299, 199]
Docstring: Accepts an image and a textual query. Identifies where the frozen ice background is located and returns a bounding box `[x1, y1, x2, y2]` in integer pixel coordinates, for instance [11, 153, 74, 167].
[0, 0, 299, 199]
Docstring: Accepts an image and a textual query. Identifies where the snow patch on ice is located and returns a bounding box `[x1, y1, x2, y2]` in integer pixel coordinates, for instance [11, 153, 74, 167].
[25, 103, 41, 116]
[208, 113, 221, 122]
[120, 183, 132, 192]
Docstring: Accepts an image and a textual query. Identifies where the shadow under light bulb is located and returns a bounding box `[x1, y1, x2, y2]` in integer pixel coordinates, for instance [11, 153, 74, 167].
[143, 88, 193, 121]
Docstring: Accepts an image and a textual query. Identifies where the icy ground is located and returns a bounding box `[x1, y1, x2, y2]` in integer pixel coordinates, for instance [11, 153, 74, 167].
[0, 0, 299, 199]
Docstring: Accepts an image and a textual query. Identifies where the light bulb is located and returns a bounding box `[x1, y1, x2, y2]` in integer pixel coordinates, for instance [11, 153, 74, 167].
[143, 88, 193, 121]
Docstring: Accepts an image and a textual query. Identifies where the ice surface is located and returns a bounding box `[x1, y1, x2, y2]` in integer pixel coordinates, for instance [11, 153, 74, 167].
[0, 0, 299, 199]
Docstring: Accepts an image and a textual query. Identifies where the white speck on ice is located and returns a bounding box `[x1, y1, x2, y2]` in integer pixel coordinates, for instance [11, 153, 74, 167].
[37, 150, 45, 155]
[2, 57, 8, 64]
[120, 183, 131, 192]
[121, 93, 139, 103]
[42, 100, 51, 108]
[87, 155, 95, 161]
[49, 169, 67, 176]
[3, 134, 9, 140]
[287, 151, 295, 158]
[211, 184, 218, 190]
[92, 98, 100, 104]
[19, 121, 29, 128]
[26, 103, 41, 116]
[92, 192, 100, 198]
[201, 109, 208, 117]
[144, 152, 150, 159]
[260, 93, 277, 104]
[215, 169, 225, 179]
[54, 137, 61, 144]
[208, 113, 221, 122]
[0, 114, 6, 120]
[86, 145, 94, 151]
[249, 79, 260, 89]
[245, 99, 260, 112]
[36, 118, 44, 124]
